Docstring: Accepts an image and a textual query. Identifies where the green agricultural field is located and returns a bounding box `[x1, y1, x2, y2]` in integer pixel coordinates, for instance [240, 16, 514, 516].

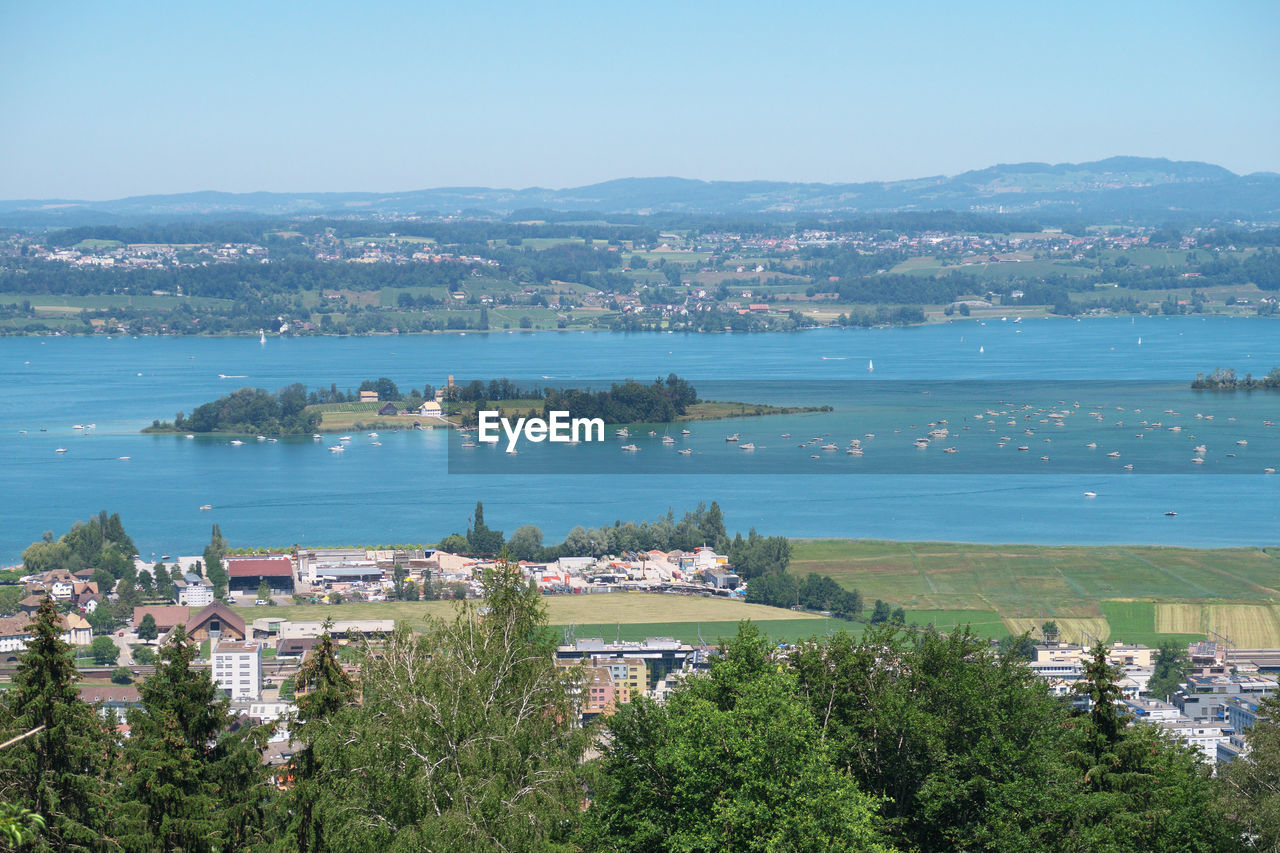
[233, 593, 826, 629]
[562, 618, 845, 646]
[0, 293, 234, 312]
[792, 539, 1280, 645]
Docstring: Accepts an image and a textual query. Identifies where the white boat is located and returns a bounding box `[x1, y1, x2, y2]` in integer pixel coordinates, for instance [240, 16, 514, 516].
[118, 456, 130, 461]
[55, 447, 67, 453]
[868, 359, 874, 372]
[979, 346, 984, 354]
[259, 330, 266, 344]
[230, 440, 244, 446]
[725, 434, 739, 442]
[1107, 451, 1121, 458]
[267, 438, 278, 443]
[339, 435, 352, 442]
[739, 443, 756, 451]
[256, 435, 266, 442]
[185, 434, 195, 439]
[681, 429, 691, 435]
[615, 428, 630, 437]
[621, 444, 639, 452]
[73, 424, 84, 430]
[329, 445, 345, 453]
[312, 434, 322, 441]
[368, 432, 378, 438]
[1084, 492, 1097, 498]
[661, 436, 675, 445]
[199, 504, 212, 511]
[460, 441, 477, 448]
[1190, 457, 1204, 464]
[678, 448, 692, 455]
[371, 441, 382, 446]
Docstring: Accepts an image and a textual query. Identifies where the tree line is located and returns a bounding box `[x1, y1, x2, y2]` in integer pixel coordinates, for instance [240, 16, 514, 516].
[452, 374, 699, 426]
[1191, 366, 1280, 390]
[6, 567, 1279, 852]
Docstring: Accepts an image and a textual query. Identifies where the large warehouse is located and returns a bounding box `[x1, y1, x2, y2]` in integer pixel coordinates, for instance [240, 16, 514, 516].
[225, 556, 295, 596]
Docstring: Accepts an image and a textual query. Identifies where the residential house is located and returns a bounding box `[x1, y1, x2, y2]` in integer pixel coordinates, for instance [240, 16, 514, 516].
[184, 601, 247, 643]
[377, 402, 398, 416]
[175, 573, 214, 608]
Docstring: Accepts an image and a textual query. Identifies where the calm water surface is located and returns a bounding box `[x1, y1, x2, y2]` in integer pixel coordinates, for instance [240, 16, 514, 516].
[1, 316, 1277, 562]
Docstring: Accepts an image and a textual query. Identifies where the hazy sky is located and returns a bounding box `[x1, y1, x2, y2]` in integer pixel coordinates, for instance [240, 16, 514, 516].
[2, 0, 1277, 199]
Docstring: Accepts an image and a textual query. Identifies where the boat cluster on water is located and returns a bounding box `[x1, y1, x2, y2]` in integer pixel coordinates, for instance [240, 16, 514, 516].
[450, 396, 1279, 476]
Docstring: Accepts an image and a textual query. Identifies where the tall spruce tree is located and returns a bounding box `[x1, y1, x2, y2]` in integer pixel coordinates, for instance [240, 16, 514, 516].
[0, 595, 116, 852]
[118, 626, 268, 852]
[281, 620, 356, 853]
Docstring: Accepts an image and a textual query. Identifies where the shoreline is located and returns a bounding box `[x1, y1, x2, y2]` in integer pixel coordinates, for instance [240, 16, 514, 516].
[7, 310, 1276, 340]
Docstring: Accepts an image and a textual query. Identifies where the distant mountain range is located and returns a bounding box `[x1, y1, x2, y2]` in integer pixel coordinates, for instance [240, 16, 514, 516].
[3, 157, 1278, 226]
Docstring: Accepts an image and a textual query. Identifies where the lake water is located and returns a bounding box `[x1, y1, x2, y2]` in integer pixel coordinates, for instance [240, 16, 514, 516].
[1, 316, 1277, 563]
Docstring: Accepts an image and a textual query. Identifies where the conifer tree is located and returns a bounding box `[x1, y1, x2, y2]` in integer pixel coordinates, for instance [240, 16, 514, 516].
[282, 620, 356, 853]
[0, 595, 116, 851]
[118, 626, 268, 852]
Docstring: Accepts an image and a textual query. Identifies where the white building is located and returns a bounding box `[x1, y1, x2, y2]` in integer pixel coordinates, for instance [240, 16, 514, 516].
[213, 640, 262, 701]
[176, 572, 214, 608]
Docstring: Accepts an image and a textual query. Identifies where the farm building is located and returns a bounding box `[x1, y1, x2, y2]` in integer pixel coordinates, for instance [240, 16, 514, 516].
[226, 556, 295, 595]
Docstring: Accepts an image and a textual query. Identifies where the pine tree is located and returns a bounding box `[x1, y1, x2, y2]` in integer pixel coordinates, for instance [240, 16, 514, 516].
[118, 626, 269, 852]
[0, 595, 116, 851]
[284, 620, 356, 853]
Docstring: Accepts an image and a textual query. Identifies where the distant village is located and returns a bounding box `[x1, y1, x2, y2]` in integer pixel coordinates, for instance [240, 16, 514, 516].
[3, 542, 1278, 774]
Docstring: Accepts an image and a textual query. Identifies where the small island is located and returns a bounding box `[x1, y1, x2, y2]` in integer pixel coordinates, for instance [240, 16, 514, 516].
[143, 375, 831, 436]
[1191, 367, 1280, 390]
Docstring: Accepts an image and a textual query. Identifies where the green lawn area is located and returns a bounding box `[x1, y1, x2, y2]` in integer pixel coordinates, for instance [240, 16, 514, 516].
[232, 593, 825, 629]
[0, 292, 234, 312]
[564, 618, 848, 646]
[792, 539, 1280, 645]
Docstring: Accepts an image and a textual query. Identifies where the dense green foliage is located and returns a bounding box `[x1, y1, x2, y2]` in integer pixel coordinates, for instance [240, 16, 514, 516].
[302, 564, 588, 852]
[584, 624, 892, 852]
[1191, 366, 1280, 390]
[161, 385, 321, 436]
[451, 373, 699, 426]
[20, 511, 135, 578]
[1219, 693, 1280, 847]
[0, 584, 1256, 851]
[0, 596, 117, 851]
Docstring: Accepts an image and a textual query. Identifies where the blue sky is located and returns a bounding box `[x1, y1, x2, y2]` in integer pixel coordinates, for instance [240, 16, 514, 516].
[1, 0, 1277, 199]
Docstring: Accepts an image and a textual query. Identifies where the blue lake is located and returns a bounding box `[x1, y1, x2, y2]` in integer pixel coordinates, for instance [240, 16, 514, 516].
[1, 315, 1277, 562]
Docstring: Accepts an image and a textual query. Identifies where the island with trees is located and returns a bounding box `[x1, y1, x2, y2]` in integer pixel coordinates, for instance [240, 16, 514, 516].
[1191, 366, 1280, 390]
[143, 374, 830, 435]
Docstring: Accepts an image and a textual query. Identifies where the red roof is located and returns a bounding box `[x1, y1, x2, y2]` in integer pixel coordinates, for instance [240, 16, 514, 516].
[226, 557, 293, 578]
